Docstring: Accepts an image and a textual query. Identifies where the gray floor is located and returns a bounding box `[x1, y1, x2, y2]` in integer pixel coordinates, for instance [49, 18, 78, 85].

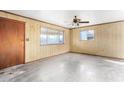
[1, 53, 124, 82]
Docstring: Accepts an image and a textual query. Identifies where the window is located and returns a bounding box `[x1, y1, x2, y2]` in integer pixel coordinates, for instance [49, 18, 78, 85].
[40, 28, 64, 45]
[80, 30, 94, 40]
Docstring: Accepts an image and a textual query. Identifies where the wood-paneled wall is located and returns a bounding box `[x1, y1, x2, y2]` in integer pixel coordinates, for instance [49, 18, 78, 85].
[0, 11, 70, 63]
[71, 22, 124, 59]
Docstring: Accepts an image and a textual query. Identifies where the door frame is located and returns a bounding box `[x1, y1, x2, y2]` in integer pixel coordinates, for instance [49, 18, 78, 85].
[0, 17, 25, 65]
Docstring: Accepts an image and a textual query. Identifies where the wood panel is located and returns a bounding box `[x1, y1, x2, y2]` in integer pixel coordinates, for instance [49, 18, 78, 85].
[0, 17, 25, 69]
[0, 11, 70, 63]
[71, 21, 124, 59]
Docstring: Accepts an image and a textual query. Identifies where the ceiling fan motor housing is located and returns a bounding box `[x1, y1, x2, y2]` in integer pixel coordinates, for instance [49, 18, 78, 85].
[73, 19, 78, 23]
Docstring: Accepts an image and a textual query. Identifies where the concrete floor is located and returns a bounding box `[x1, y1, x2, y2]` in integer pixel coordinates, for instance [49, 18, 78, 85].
[1, 53, 124, 82]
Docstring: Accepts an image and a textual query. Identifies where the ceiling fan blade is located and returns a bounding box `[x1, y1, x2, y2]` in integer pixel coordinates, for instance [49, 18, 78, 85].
[79, 21, 89, 23]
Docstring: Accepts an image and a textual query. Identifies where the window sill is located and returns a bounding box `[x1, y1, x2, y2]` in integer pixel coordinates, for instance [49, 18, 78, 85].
[40, 43, 64, 46]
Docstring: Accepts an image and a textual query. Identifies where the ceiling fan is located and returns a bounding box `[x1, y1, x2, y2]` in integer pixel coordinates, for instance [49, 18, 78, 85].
[72, 16, 89, 26]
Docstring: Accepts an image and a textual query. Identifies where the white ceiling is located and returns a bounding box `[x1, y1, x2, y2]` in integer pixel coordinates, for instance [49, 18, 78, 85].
[6, 10, 124, 28]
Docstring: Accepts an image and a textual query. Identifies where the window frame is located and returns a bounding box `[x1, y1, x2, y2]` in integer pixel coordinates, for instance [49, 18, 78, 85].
[80, 30, 95, 41]
[40, 27, 64, 46]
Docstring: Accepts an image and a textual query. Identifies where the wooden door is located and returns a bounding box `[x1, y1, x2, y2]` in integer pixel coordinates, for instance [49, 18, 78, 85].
[0, 17, 25, 69]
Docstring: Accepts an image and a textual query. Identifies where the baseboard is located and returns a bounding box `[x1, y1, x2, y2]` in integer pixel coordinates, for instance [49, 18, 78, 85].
[26, 51, 70, 64]
[70, 51, 124, 60]
[25, 50, 124, 65]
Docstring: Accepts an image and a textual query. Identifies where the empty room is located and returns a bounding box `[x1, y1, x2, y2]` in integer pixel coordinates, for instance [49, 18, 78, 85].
[1, 10, 124, 82]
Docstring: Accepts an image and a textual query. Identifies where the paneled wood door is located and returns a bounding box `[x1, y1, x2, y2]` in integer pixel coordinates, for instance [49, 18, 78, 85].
[0, 17, 25, 69]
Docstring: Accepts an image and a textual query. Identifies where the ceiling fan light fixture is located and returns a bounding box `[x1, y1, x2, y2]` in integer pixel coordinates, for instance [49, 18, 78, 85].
[72, 16, 89, 27]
